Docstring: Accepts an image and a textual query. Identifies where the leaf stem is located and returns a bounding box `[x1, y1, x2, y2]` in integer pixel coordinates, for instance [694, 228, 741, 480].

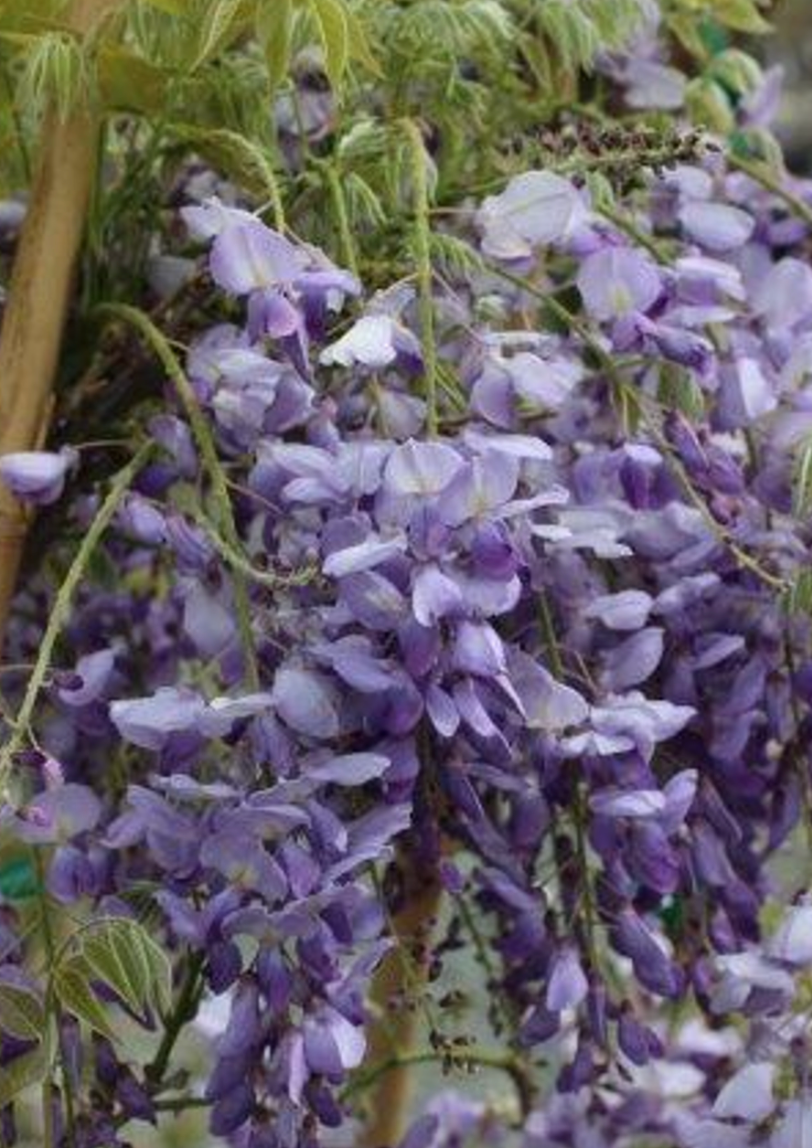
[145, 951, 205, 1089]
[402, 119, 438, 437]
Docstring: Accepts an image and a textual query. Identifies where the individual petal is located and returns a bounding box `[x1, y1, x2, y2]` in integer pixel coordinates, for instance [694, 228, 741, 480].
[679, 201, 755, 252]
[661, 770, 698, 835]
[583, 590, 653, 631]
[181, 196, 257, 239]
[383, 440, 463, 497]
[452, 621, 507, 678]
[590, 788, 666, 820]
[425, 683, 460, 738]
[320, 315, 399, 369]
[712, 1062, 775, 1123]
[306, 753, 390, 786]
[546, 948, 589, 1012]
[209, 219, 305, 294]
[323, 533, 407, 578]
[303, 1007, 366, 1076]
[770, 902, 812, 966]
[508, 649, 589, 731]
[16, 784, 102, 844]
[752, 257, 812, 331]
[57, 649, 116, 708]
[601, 628, 664, 691]
[477, 171, 589, 259]
[0, 448, 76, 505]
[437, 451, 519, 526]
[577, 247, 662, 321]
[110, 688, 207, 750]
[272, 667, 340, 739]
[412, 563, 464, 627]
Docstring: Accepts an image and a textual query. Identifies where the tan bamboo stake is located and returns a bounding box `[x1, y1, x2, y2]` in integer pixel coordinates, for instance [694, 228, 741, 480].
[0, 0, 119, 653]
[362, 866, 441, 1148]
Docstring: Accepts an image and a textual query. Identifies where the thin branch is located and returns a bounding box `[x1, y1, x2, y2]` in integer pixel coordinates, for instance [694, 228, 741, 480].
[0, 444, 154, 798]
[403, 119, 439, 437]
[96, 303, 261, 690]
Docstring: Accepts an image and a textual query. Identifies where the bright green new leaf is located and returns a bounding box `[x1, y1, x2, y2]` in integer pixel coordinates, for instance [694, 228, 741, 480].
[54, 956, 117, 1041]
[139, 0, 193, 12]
[256, 0, 293, 92]
[81, 920, 155, 1019]
[343, 4, 379, 75]
[189, 0, 246, 71]
[310, 0, 349, 91]
[711, 0, 771, 34]
[97, 46, 167, 113]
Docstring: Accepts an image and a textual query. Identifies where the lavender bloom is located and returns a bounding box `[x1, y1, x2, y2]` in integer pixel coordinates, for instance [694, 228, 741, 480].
[0, 447, 77, 505]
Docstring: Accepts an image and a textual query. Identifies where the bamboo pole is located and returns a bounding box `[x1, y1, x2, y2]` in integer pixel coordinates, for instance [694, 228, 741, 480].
[0, 0, 119, 653]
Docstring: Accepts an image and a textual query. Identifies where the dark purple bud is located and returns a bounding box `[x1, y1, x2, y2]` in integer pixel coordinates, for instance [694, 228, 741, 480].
[209, 1079, 255, 1136]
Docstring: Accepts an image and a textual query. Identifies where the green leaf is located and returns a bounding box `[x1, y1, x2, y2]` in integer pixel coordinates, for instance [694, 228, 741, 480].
[54, 956, 117, 1041]
[189, 0, 244, 71]
[168, 122, 283, 212]
[309, 0, 348, 91]
[79, 918, 172, 1019]
[0, 982, 45, 1042]
[710, 0, 771, 34]
[140, 0, 193, 11]
[81, 920, 152, 1019]
[685, 76, 735, 134]
[0, 1044, 47, 1109]
[709, 49, 761, 99]
[343, 4, 379, 75]
[658, 363, 705, 420]
[256, 0, 293, 92]
[795, 439, 812, 517]
[96, 46, 168, 113]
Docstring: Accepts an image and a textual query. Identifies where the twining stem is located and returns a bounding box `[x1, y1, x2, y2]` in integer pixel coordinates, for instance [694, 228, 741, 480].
[146, 951, 206, 1088]
[34, 851, 77, 1146]
[344, 1045, 531, 1109]
[185, 502, 319, 590]
[96, 303, 260, 691]
[0, 0, 123, 655]
[402, 119, 439, 438]
[324, 164, 359, 278]
[0, 445, 154, 799]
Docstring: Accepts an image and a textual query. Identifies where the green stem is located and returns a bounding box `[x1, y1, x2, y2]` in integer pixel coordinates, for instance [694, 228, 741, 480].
[0, 444, 154, 797]
[145, 951, 205, 1088]
[324, 164, 358, 278]
[402, 119, 438, 437]
[537, 589, 564, 680]
[598, 203, 670, 262]
[187, 504, 318, 590]
[153, 1095, 211, 1114]
[343, 1045, 532, 1110]
[34, 852, 77, 1147]
[96, 303, 260, 690]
